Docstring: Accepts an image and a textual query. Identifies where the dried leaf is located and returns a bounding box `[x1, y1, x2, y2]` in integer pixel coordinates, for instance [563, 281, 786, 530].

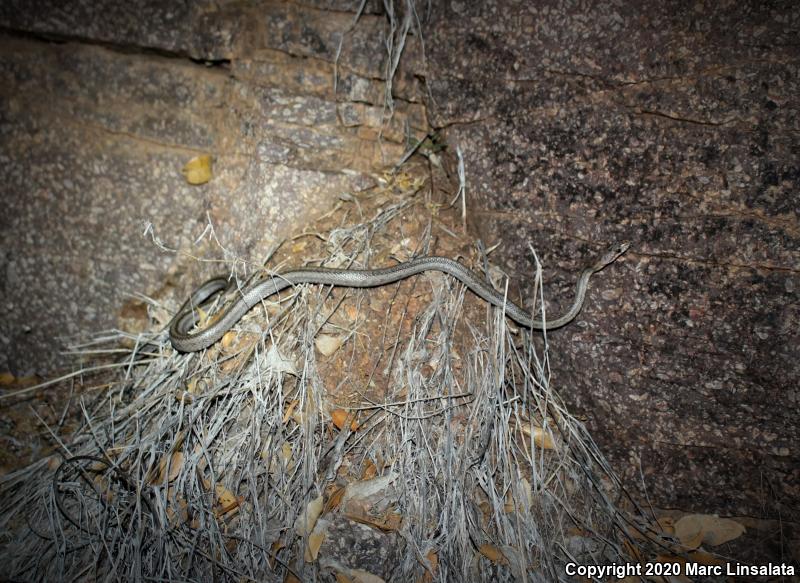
[349, 570, 385, 583]
[294, 494, 324, 537]
[315, 334, 345, 356]
[656, 515, 676, 536]
[211, 483, 243, 518]
[149, 451, 184, 485]
[221, 331, 237, 351]
[195, 306, 208, 326]
[92, 474, 115, 503]
[281, 441, 294, 472]
[46, 455, 60, 471]
[221, 330, 259, 354]
[345, 510, 402, 533]
[166, 451, 184, 482]
[380, 511, 403, 532]
[344, 304, 359, 321]
[304, 529, 326, 563]
[341, 474, 397, 509]
[325, 486, 346, 512]
[420, 550, 439, 583]
[675, 514, 745, 547]
[478, 544, 507, 565]
[331, 409, 359, 431]
[166, 497, 189, 526]
[268, 539, 285, 569]
[518, 423, 556, 449]
[175, 390, 194, 404]
[265, 345, 297, 375]
[182, 154, 213, 185]
[283, 400, 299, 425]
[361, 459, 378, 480]
[224, 537, 238, 554]
[504, 477, 533, 513]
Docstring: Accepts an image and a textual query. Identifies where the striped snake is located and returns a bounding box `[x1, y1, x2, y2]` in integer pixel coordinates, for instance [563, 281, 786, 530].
[170, 242, 630, 352]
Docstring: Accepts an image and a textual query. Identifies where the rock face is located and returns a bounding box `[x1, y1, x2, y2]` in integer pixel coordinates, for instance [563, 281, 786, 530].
[0, 1, 424, 375]
[1, 0, 797, 522]
[418, 1, 799, 518]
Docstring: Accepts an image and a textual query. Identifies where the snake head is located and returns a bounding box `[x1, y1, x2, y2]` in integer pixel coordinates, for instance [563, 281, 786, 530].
[594, 241, 631, 271]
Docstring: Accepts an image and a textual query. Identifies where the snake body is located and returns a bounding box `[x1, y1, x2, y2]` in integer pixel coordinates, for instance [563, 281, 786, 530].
[170, 242, 630, 352]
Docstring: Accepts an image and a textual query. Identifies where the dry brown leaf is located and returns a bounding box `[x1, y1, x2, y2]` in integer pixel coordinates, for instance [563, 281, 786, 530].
[182, 154, 213, 185]
[166, 497, 189, 526]
[0, 372, 16, 385]
[221, 331, 259, 355]
[325, 486, 346, 512]
[477, 500, 492, 522]
[349, 570, 385, 583]
[220, 339, 259, 373]
[331, 409, 359, 431]
[174, 391, 194, 404]
[294, 494, 324, 537]
[420, 550, 439, 583]
[345, 510, 402, 533]
[341, 474, 397, 511]
[281, 442, 294, 472]
[214, 484, 242, 517]
[675, 514, 745, 548]
[699, 517, 746, 546]
[478, 543, 507, 565]
[165, 451, 184, 483]
[268, 539, 285, 569]
[518, 423, 556, 450]
[224, 537, 238, 554]
[194, 305, 208, 326]
[655, 515, 676, 536]
[221, 331, 237, 351]
[504, 478, 533, 513]
[283, 400, 299, 425]
[335, 573, 355, 583]
[92, 474, 115, 503]
[194, 444, 207, 473]
[344, 304, 359, 321]
[381, 511, 403, 532]
[361, 459, 378, 480]
[679, 528, 705, 550]
[149, 451, 184, 485]
[304, 529, 326, 563]
[315, 334, 345, 356]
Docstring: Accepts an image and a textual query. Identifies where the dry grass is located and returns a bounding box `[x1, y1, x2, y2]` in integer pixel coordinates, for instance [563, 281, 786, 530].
[0, 175, 660, 581]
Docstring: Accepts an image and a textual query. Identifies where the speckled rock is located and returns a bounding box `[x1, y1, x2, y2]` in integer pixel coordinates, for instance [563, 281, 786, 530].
[0, 0, 423, 93]
[418, 1, 800, 519]
[315, 515, 403, 580]
[0, 0, 238, 59]
[0, 1, 426, 374]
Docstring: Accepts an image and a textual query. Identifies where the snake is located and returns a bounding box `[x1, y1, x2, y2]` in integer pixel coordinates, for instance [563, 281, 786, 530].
[169, 241, 630, 352]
